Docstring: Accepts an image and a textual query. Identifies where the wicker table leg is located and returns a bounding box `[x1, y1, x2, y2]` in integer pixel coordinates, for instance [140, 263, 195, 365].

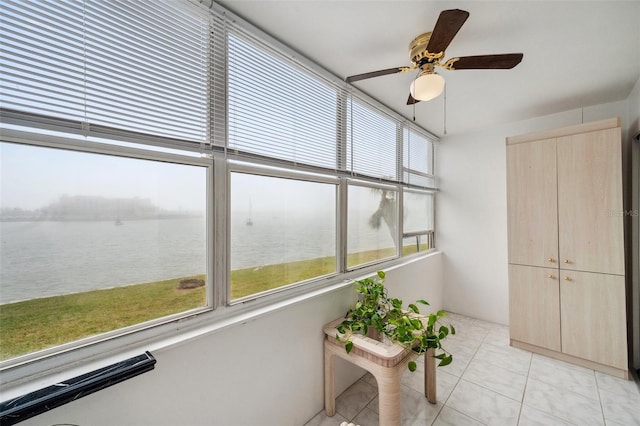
[424, 347, 436, 404]
[372, 363, 404, 426]
[324, 339, 336, 416]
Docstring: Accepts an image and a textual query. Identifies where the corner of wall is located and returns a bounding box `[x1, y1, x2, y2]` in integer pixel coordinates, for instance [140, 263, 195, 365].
[627, 74, 640, 371]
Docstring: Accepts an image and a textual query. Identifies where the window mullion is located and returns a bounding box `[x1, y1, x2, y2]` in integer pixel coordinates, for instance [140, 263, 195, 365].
[336, 89, 348, 172]
[213, 157, 228, 308]
[338, 178, 348, 273]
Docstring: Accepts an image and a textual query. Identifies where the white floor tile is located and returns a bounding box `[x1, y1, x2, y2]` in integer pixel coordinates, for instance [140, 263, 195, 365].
[529, 354, 599, 401]
[352, 406, 378, 426]
[485, 330, 511, 347]
[401, 362, 425, 391]
[447, 379, 521, 425]
[361, 372, 378, 388]
[518, 404, 576, 426]
[436, 369, 460, 402]
[400, 363, 460, 406]
[473, 342, 532, 376]
[440, 351, 473, 378]
[304, 410, 349, 426]
[595, 370, 640, 398]
[398, 386, 443, 426]
[432, 406, 484, 426]
[523, 377, 604, 426]
[599, 388, 640, 426]
[462, 357, 527, 402]
[312, 312, 640, 426]
[335, 379, 378, 420]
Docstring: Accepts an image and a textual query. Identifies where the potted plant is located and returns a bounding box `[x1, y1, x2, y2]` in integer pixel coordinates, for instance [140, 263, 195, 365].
[336, 270, 455, 372]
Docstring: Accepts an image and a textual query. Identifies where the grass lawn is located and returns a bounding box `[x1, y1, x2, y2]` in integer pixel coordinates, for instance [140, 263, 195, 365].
[0, 247, 431, 361]
[0, 276, 206, 360]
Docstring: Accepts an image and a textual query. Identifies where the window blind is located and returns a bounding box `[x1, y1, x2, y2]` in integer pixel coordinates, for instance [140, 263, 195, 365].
[1, 0, 210, 142]
[346, 95, 400, 181]
[1, 1, 85, 121]
[227, 28, 340, 170]
[1, 0, 438, 185]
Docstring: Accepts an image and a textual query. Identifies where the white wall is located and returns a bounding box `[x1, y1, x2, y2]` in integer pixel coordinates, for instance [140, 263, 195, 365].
[10, 253, 443, 426]
[437, 100, 630, 325]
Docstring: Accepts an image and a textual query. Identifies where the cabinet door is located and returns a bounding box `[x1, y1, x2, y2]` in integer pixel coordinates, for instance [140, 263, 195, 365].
[507, 139, 559, 268]
[557, 128, 624, 275]
[509, 264, 561, 351]
[560, 270, 627, 369]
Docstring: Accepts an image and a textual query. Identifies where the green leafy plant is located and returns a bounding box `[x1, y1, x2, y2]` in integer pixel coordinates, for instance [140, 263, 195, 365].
[336, 270, 455, 372]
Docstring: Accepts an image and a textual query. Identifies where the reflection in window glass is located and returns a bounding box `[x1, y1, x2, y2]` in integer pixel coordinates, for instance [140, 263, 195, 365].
[0, 142, 207, 361]
[347, 185, 398, 268]
[230, 172, 337, 299]
[402, 190, 435, 255]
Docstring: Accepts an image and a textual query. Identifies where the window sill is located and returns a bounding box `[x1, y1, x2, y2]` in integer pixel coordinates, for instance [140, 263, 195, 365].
[0, 251, 441, 401]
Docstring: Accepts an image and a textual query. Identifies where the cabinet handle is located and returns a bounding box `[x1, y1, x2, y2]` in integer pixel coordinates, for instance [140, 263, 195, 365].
[548, 274, 556, 279]
[564, 276, 572, 281]
[564, 259, 571, 264]
[548, 257, 556, 263]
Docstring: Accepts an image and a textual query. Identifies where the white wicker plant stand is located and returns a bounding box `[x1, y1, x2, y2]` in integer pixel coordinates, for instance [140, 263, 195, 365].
[323, 318, 436, 426]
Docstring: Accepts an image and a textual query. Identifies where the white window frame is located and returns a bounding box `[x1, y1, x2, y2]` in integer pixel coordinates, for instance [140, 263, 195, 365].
[0, 132, 214, 373]
[344, 179, 401, 271]
[401, 188, 437, 255]
[226, 161, 340, 304]
[0, 0, 440, 386]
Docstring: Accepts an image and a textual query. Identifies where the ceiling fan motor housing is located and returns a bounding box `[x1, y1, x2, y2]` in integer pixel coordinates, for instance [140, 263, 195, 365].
[410, 32, 443, 66]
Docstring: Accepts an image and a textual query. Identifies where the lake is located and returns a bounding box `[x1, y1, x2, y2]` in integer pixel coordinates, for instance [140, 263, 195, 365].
[0, 213, 393, 304]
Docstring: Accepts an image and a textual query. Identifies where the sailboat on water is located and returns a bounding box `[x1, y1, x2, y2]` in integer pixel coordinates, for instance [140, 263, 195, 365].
[246, 200, 253, 226]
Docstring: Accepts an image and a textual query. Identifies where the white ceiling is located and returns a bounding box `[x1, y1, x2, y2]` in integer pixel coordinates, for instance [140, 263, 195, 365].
[216, 0, 640, 137]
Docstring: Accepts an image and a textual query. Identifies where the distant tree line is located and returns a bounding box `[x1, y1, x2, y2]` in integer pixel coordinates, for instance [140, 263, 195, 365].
[0, 195, 201, 221]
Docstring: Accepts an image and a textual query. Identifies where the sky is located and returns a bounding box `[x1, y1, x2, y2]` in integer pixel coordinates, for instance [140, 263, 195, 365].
[0, 141, 207, 212]
[0, 140, 432, 229]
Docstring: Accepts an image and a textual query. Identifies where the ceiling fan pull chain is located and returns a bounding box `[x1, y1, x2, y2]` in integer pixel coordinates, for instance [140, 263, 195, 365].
[413, 99, 416, 122]
[443, 83, 447, 135]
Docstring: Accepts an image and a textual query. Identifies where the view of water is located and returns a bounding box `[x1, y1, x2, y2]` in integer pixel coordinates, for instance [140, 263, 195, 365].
[0, 213, 393, 304]
[0, 218, 206, 304]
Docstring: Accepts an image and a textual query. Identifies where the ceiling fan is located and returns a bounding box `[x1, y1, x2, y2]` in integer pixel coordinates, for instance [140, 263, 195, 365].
[345, 9, 523, 105]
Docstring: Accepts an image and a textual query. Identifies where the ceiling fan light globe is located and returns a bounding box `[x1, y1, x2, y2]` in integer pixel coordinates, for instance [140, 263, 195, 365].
[410, 73, 445, 101]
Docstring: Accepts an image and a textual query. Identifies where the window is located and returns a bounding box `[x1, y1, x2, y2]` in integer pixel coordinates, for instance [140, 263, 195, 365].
[0, 0, 438, 372]
[229, 171, 337, 300]
[402, 189, 435, 255]
[0, 142, 208, 361]
[347, 183, 398, 268]
[403, 128, 436, 188]
[227, 31, 339, 169]
[0, 0, 210, 142]
[346, 98, 398, 180]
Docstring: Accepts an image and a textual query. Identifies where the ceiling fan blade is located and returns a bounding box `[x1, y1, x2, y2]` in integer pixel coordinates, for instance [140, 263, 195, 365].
[426, 9, 470, 55]
[345, 67, 406, 83]
[446, 53, 524, 70]
[407, 93, 420, 105]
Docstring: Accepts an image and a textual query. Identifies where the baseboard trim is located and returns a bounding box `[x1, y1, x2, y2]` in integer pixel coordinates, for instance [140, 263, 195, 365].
[510, 339, 629, 380]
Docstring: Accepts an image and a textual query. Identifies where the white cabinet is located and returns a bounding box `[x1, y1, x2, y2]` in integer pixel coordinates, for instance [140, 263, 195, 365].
[508, 264, 561, 351]
[560, 271, 627, 369]
[506, 118, 628, 378]
[556, 129, 625, 275]
[507, 138, 558, 268]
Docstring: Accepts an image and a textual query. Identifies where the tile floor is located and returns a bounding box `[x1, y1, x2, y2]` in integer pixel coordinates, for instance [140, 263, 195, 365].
[304, 312, 640, 426]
